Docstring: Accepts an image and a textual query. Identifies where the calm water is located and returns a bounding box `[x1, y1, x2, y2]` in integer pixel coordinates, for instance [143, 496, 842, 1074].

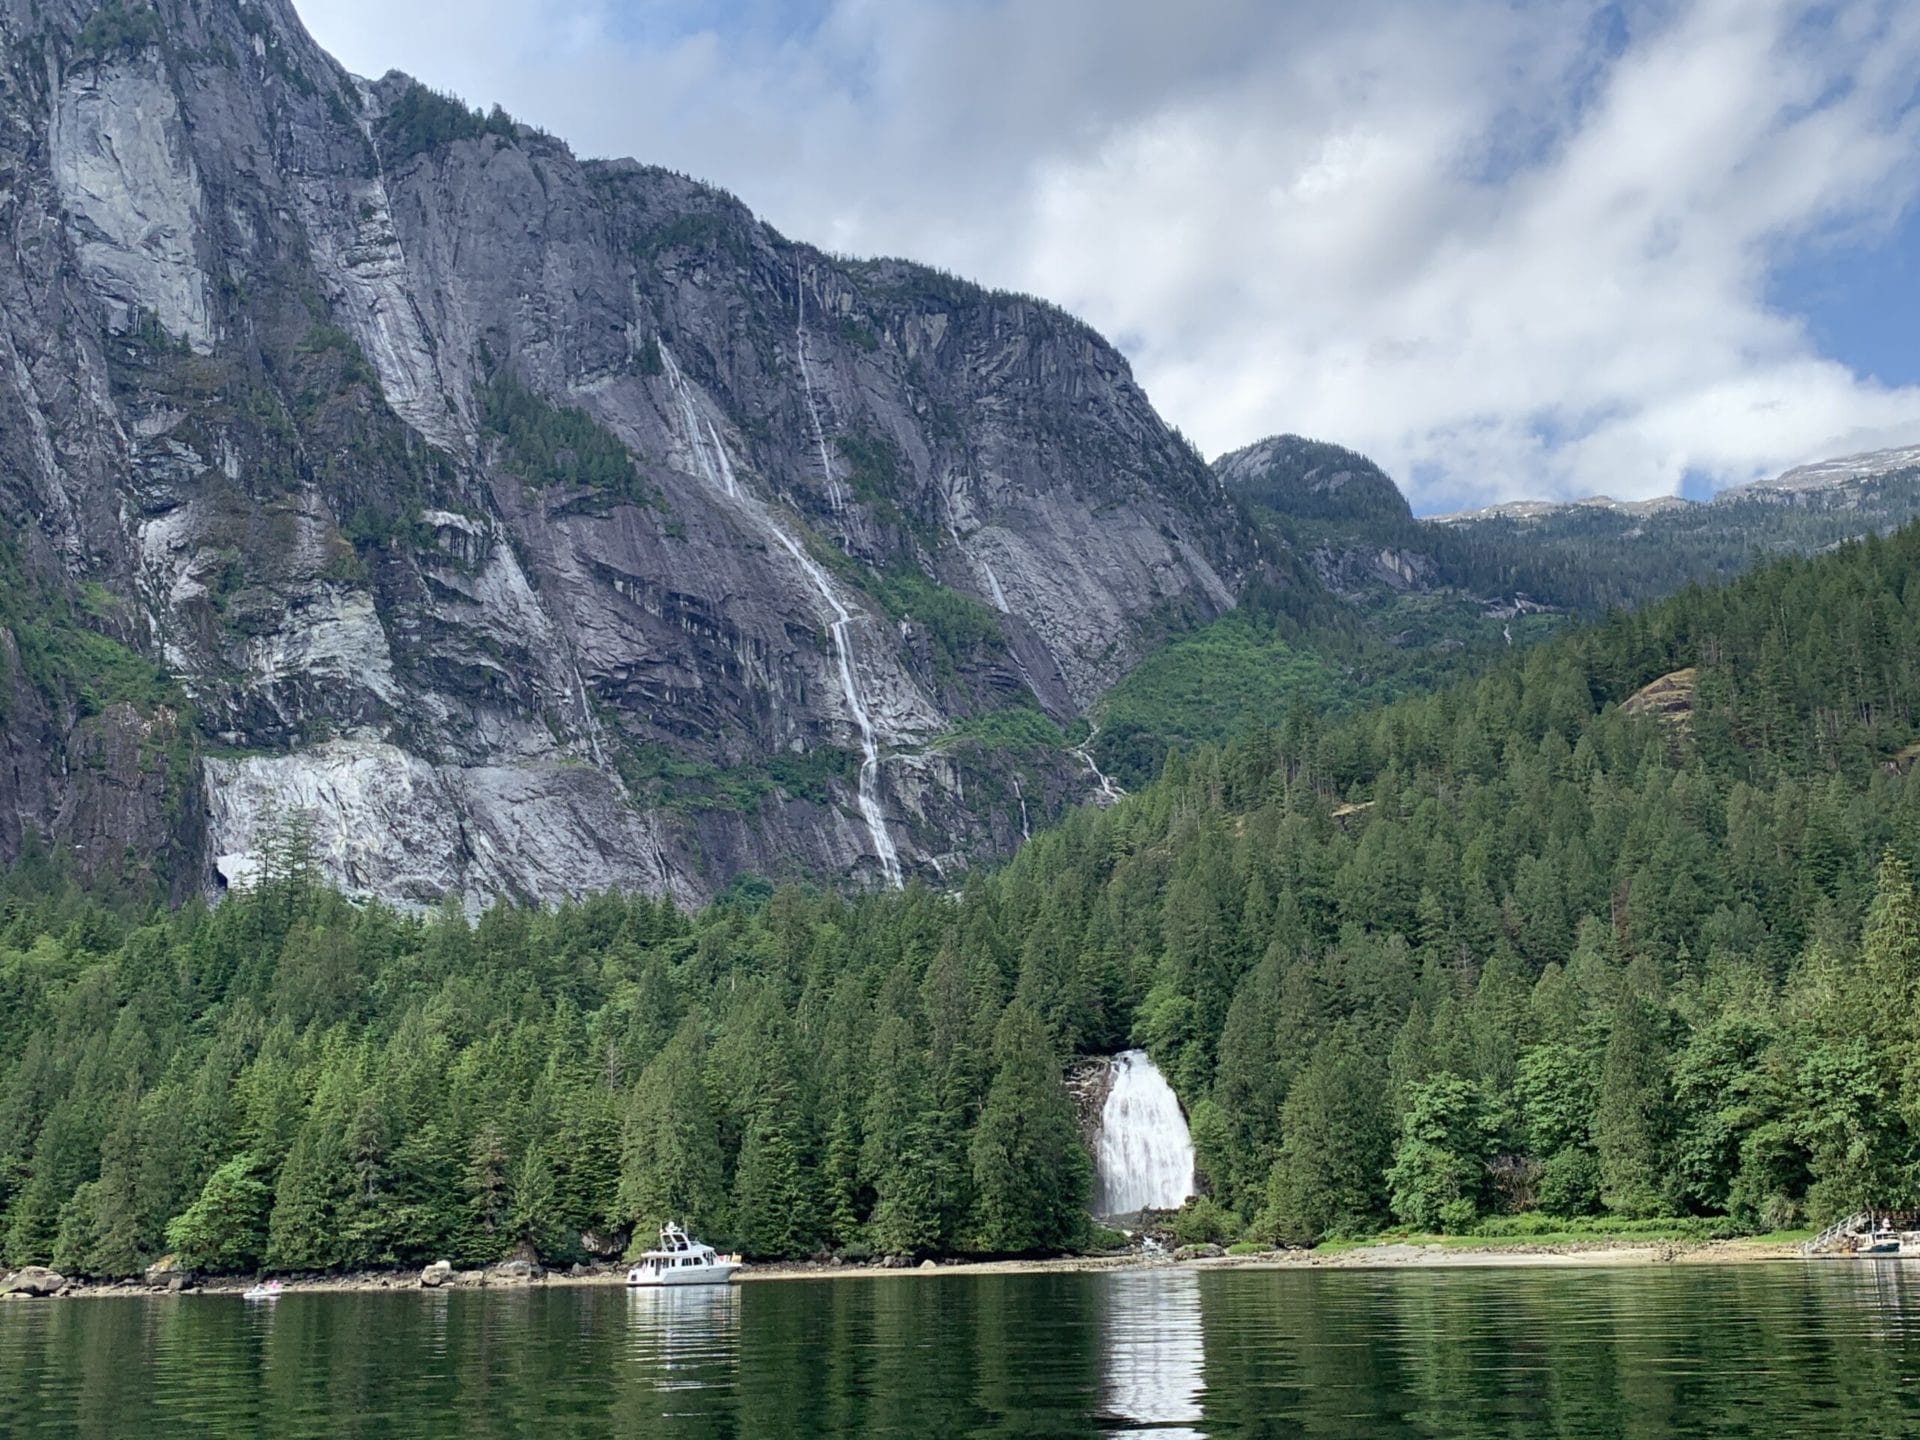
[3, 1263, 1918, 1437]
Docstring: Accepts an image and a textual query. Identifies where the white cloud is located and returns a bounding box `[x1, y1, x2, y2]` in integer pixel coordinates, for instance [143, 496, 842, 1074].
[292, 0, 1920, 508]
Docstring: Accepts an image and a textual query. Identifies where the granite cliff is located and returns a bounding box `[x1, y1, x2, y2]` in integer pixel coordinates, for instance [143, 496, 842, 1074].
[0, 0, 1268, 905]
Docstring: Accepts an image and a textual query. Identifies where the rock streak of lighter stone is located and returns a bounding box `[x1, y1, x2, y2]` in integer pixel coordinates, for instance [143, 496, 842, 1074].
[657, 341, 902, 888]
[796, 271, 846, 510]
[1095, 1050, 1195, 1216]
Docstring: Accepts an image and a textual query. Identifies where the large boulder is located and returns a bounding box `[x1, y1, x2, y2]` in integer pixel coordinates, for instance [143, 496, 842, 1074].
[146, 1257, 192, 1289]
[420, 1260, 454, 1289]
[490, 1259, 543, 1283]
[2, 1267, 67, 1297]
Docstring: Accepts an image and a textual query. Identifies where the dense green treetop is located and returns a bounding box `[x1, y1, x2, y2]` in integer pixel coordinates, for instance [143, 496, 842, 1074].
[9, 523, 1920, 1274]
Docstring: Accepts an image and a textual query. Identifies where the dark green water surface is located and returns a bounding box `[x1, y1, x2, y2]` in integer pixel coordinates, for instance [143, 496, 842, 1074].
[3, 1263, 1917, 1437]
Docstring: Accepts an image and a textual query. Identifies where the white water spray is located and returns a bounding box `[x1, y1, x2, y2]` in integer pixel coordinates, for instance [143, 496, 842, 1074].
[796, 270, 847, 511]
[1094, 1050, 1195, 1216]
[656, 341, 902, 888]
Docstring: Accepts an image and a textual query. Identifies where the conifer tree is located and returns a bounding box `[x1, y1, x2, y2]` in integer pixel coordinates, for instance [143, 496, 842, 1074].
[820, 1109, 864, 1250]
[732, 1098, 817, 1259]
[861, 1015, 944, 1255]
[1256, 1040, 1390, 1244]
[1593, 980, 1672, 1218]
[166, 1154, 272, 1272]
[617, 1021, 726, 1243]
[969, 1003, 1090, 1253]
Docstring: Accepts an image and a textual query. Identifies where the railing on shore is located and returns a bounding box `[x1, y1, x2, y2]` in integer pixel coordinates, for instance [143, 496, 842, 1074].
[1802, 1209, 1920, 1255]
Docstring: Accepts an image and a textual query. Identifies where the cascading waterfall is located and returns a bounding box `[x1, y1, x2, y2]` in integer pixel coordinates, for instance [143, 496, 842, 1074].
[659, 345, 738, 500]
[1094, 1050, 1196, 1217]
[656, 341, 902, 888]
[1075, 724, 1126, 805]
[941, 498, 1119, 808]
[950, 519, 1014, 615]
[795, 271, 847, 511]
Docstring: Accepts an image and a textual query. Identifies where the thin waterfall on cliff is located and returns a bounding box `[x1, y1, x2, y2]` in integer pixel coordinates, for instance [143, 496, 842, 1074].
[655, 341, 903, 888]
[1094, 1050, 1196, 1217]
[795, 269, 847, 511]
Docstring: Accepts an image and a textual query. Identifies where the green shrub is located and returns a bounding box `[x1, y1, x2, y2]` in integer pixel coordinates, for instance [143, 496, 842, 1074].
[1536, 1148, 1602, 1218]
[941, 706, 1067, 752]
[1170, 1195, 1239, 1246]
[479, 374, 648, 503]
[78, 1, 162, 57]
[378, 83, 515, 159]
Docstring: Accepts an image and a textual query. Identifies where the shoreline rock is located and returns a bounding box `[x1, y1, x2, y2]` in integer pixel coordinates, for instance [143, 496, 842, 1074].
[1, 1267, 68, 1297]
[33, 1236, 1807, 1300]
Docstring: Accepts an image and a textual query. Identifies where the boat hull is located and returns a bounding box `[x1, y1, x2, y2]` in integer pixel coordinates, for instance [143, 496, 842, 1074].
[626, 1264, 741, 1288]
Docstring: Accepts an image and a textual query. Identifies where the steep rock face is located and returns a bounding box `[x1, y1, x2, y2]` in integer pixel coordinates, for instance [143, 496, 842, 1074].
[0, 0, 1259, 905]
[1214, 435, 1444, 600]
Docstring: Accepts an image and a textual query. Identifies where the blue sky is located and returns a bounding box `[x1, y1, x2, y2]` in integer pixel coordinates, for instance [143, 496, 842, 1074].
[1771, 209, 1920, 391]
[294, 0, 1920, 510]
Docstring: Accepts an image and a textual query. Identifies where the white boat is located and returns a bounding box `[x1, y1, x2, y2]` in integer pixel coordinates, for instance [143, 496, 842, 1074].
[626, 1222, 743, 1287]
[242, 1280, 282, 1301]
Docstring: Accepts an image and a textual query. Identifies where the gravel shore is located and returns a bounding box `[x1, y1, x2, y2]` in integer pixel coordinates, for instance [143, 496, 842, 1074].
[14, 1235, 1811, 1302]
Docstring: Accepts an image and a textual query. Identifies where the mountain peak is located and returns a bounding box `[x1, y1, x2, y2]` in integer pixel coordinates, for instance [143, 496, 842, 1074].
[1213, 434, 1412, 525]
[1721, 443, 1920, 498]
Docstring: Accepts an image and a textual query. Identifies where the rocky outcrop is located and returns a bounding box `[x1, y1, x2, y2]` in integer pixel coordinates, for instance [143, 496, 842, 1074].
[2, 1266, 66, 1296]
[1620, 668, 1697, 729]
[1308, 543, 1437, 596]
[0, 0, 1262, 905]
[1723, 444, 1920, 500]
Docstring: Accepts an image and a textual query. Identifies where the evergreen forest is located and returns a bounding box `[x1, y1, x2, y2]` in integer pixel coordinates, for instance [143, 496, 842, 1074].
[10, 521, 1920, 1277]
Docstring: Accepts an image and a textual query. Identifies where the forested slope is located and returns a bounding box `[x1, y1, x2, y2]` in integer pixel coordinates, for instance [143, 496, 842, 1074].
[9, 525, 1920, 1277]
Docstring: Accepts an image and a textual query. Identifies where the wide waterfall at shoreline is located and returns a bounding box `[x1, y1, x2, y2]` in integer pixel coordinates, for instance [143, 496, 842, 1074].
[1093, 1050, 1196, 1217]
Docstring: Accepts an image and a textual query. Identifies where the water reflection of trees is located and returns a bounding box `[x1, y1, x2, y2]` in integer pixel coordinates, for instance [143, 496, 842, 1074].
[728, 1274, 1104, 1438]
[1195, 1264, 1920, 1439]
[13, 1267, 1920, 1437]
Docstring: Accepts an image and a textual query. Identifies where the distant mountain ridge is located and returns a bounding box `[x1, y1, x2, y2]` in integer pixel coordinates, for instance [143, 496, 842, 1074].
[1430, 443, 1920, 523]
[1216, 435, 1920, 615]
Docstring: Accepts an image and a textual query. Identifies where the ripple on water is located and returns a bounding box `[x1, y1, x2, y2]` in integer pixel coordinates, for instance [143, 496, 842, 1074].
[4, 1264, 1920, 1437]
